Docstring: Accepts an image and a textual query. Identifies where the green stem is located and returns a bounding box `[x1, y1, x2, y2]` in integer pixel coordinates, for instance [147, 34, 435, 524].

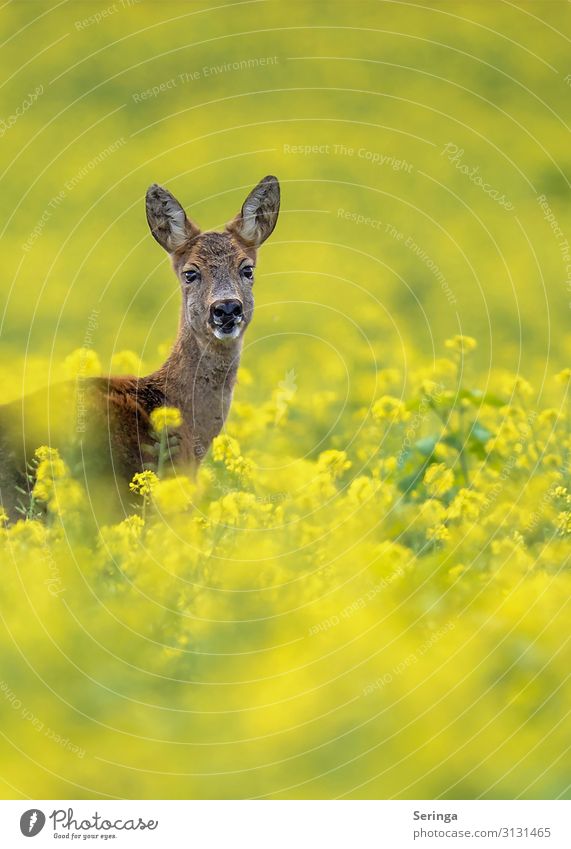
[27, 493, 37, 521]
[455, 353, 470, 486]
[458, 407, 470, 486]
[157, 429, 167, 478]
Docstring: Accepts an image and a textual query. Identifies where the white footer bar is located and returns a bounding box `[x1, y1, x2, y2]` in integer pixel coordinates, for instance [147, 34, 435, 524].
[1, 800, 569, 848]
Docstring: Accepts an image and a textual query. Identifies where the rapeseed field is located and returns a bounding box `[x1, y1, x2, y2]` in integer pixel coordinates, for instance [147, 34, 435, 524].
[0, 1, 569, 799]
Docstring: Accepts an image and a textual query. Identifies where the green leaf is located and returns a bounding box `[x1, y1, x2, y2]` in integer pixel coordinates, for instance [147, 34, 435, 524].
[141, 443, 160, 457]
[471, 423, 493, 444]
[460, 389, 504, 408]
[414, 434, 440, 456]
[398, 458, 431, 493]
[442, 433, 463, 451]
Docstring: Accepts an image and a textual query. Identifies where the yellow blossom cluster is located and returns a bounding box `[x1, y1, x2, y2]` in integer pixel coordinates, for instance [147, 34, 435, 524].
[444, 335, 478, 355]
[372, 395, 410, 423]
[150, 406, 182, 433]
[211, 433, 253, 482]
[424, 462, 454, 498]
[129, 470, 159, 497]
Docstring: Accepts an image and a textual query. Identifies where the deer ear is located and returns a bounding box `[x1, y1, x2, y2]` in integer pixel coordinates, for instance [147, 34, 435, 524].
[146, 184, 200, 253]
[226, 175, 280, 247]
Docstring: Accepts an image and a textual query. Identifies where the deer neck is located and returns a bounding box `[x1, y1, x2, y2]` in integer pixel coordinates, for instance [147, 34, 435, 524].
[147, 325, 242, 460]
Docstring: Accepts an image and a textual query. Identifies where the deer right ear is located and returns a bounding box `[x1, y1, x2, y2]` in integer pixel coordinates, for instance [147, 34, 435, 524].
[226, 175, 280, 247]
[145, 184, 200, 253]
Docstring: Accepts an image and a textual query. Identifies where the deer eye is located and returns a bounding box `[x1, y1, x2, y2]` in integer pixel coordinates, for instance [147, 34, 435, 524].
[241, 265, 254, 281]
[184, 269, 200, 284]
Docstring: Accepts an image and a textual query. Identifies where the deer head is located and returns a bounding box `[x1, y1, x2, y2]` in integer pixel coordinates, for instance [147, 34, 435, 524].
[146, 176, 280, 344]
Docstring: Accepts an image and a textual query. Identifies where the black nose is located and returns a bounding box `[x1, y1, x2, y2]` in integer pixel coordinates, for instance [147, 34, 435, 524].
[210, 300, 243, 323]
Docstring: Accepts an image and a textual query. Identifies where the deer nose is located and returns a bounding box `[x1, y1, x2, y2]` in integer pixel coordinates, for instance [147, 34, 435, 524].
[210, 299, 243, 323]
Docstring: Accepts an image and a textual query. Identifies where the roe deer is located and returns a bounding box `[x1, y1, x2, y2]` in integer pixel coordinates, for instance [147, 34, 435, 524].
[0, 176, 280, 520]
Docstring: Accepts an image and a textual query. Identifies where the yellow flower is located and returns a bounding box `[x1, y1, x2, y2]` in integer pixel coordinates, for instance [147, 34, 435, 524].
[129, 470, 159, 497]
[427, 523, 450, 542]
[503, 375, 533, 399]
[32, 447, 68, 504]
[111, 350, 143, 376]
[47, 478, 85, 517]
[317, 450, 351, 479]
[372, 395, 409, 423]
[556, 511, 571, 536]
[347, 476, 379, 505]
[433, 442, 456, 463]
[420, 379, 440, 399]
[424, 463, 454, 498]
[212, 434, 240, 463]
[152, 476, 195, 515]
[296, 473, 337, 512]
[123, 515, 145, 536]
[555, 368, 571, 384]
[34, 445, 59, 462]
[32, 479, 51, 503]
[150, 406, 182, 432]
[99, 515, 144, 562]
[35, 457, 67, 482]
[448, 487, 485, 521]
[6, 518, 46, 545]
[208, 491, 264, 526]
[211, 434, 253, 481]
[444, 335, 477, 355]
[63, 347, 102, 379]
[377, 456, 397, 478]
[416, 498, 447, 529]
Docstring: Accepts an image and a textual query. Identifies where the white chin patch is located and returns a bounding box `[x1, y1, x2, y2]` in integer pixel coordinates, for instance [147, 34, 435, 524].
[212, 324, 242, 341]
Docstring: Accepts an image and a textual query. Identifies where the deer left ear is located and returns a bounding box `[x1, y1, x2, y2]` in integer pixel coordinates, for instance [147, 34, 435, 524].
[146, 184, 201, 253]
[226, 175, 280, 247]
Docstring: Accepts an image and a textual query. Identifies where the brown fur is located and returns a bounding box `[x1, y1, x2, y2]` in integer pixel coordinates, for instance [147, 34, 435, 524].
[0, 177, 280, 521]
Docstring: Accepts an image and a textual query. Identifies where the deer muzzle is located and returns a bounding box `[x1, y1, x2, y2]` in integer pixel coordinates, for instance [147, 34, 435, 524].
[209, 299, 244, 339]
